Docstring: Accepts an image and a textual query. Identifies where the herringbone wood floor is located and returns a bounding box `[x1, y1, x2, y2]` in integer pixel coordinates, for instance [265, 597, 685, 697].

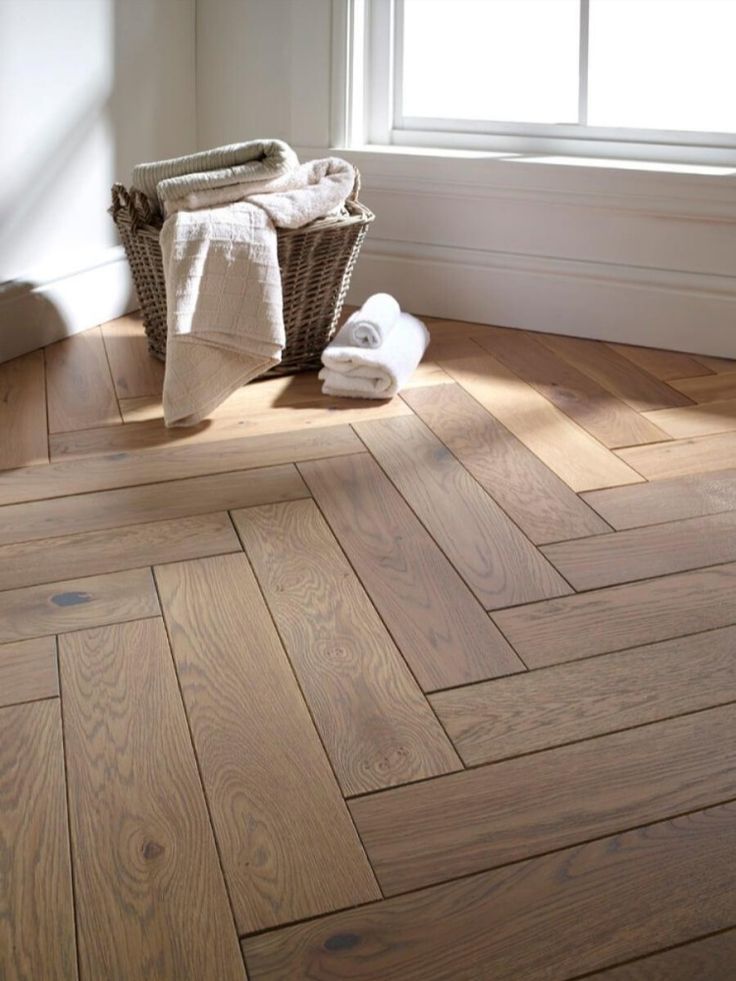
[2, 312, 736, 980]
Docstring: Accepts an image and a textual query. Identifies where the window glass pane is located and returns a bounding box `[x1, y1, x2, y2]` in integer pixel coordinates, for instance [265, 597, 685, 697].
[588, 0, 736, 133]
[401, 0, 580, 124]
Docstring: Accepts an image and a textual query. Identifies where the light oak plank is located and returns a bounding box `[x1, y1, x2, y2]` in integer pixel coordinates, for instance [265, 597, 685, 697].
[439, 353, 643, 492]
[0, 464, 307, 547]
[0, 425, 363, 506]
[0, 512, 239, 591]
[349, 705, 736, 896]
[586, 929, 736, 980]
[45, 327, 122, 433]
[542, 510, 736, 590]
[473, 326, 668, 447]
[300, 454, 524, 690]
[492, 561, 736, 668]
[538, 333, 693, 411]
[616, 430, 736, 480]
[0, 700, 77, 980]
[609, 342, 714, 381]
[100, 313, 165, 399]
[355, 415, 571, 608]
[59, 619, 245, 980]
[431, 625, 736, 764]
[402, 383, 610, 544]
[0, 350, 47, 470]
[582, 468, 736, 529]
[155, 553, 379, 933]
[234, 500, 461, 795]
[642, 398, 736, 438]
[0, 636, 58, 708]
[244, 802, 736, 981]
[696, 354, 736, 373]
[669, 371, 736, 404]
[0, 567, 159, 643]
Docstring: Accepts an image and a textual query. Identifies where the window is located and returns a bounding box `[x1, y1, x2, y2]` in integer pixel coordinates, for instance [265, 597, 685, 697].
[352, 0, 736, 163]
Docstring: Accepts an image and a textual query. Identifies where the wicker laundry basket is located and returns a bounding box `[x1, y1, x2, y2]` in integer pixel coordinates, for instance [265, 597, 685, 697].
[109, 175, 374, 374]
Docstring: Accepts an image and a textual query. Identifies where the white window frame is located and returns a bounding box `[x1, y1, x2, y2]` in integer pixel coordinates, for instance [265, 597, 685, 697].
[340, 0, 736, 166]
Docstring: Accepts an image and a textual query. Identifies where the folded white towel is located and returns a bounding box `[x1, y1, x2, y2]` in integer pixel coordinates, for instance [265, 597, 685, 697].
[319, 312, 429, 399]
[345, 293, 401, 349]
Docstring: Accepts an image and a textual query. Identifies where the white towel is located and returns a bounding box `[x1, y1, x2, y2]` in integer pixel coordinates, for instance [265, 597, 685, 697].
[345, 293, 401, 349]
[319, 313, 429, 399]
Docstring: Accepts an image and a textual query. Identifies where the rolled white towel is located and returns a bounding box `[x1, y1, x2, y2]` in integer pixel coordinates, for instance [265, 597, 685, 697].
[319, 312, 429, 399]
[346, 293, 401, 349]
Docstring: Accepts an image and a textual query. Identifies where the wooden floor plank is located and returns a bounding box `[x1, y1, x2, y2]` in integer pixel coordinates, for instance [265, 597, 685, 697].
[582, 468, 736, 529]
[616, 430, 736, 480]
[542, 510, 736, 590]
[0, 636, 58, 708]
[586, 929, 736, 980]
[402, 384, 610, 544]
[0, 349, 48, 470]
[472, 326, 669, 447]
[243, 802, 736, 981]
[537, 333, 693, 411]
[59, 619, 246, 980]
[0, 700, 77, 980]
[233, 500, 461, 795]
[609, 342, 714, 381]
[355, 416, 571, 609]
[0, 512, 239, 591]
[668, 371, 736, 404]
[696, 354, 736, 373]
[439, 353, 644, 491]
[0, 464, 307, 547]
[299, 454, 524, 691]
[349, 705, 736, 897]
[45, 327, 122, 433]
[642, 398, 736, 439]
[0, 425, 363, 507]
[155, 553, 379, 933]
[100, 314, 165, 399]
[492, 561, 736, 668]
[431, 625, 736, 765]
[0, 567, 159, 644]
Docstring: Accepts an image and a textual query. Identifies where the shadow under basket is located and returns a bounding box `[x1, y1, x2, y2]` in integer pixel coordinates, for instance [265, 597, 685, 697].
[109, 176, 374, 375]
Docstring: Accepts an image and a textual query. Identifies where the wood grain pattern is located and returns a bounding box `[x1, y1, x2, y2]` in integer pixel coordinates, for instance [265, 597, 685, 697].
[0, 464, 307, 547]
[431, 625, 736, 764]
[355, 416, 571, 608]
[542, 510, 736, 590]
[155, 553, 379, 933]
[0, 567, 159, 643]
[0, 700, 77, 980]
[402, 383, 610, 544]
[0, 425, 363, 506]
[0, 636, 58, 708]
[349, 705, 736, 896]
[492, 561, 736, 667]
[0, 350, 48, 470]
[59, 619, 246, 980]
[696, 354, 736, 373]
[439, 353, 644, 491]
[586, 929, 736, 980]
[538, 333, 693, 411]
[582, 468, 736, 529]
[642, 398, 736, 438]
[0, 512, 239, 591]
[233, 500, 461, 795]
[617, 430, 736, 480]
[45, 327, 122, 433]
[609, 342, 713, 381]
[243, 802, 736, 981]
[668, 371, 736, 404]
[100, 314, 165, 398]
[299, 454, 524, 690]
[472, 326, 668, 447]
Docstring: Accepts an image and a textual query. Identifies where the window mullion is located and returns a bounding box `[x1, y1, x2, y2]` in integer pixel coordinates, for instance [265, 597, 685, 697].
[578, 0, 590, 127]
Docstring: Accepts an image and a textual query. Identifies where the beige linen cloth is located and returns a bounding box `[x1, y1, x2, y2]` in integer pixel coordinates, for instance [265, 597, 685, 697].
[157, 157, 355, 427]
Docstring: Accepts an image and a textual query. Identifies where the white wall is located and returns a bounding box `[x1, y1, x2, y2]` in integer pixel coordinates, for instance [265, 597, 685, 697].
[0, 0, 196, 361]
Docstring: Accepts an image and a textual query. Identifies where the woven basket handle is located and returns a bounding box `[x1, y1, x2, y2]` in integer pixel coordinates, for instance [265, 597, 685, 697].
[348, 169, 362, 203]
[110, 183, 157, 230]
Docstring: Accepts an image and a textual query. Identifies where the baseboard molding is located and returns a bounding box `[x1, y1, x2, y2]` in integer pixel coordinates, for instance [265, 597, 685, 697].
[0, 247, 136, 363]
[348, 239, 736, 358]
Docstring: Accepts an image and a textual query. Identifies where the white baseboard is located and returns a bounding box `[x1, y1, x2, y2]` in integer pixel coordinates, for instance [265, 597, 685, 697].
[348, 239, 736, 358]
[0, 247, 137, 363]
